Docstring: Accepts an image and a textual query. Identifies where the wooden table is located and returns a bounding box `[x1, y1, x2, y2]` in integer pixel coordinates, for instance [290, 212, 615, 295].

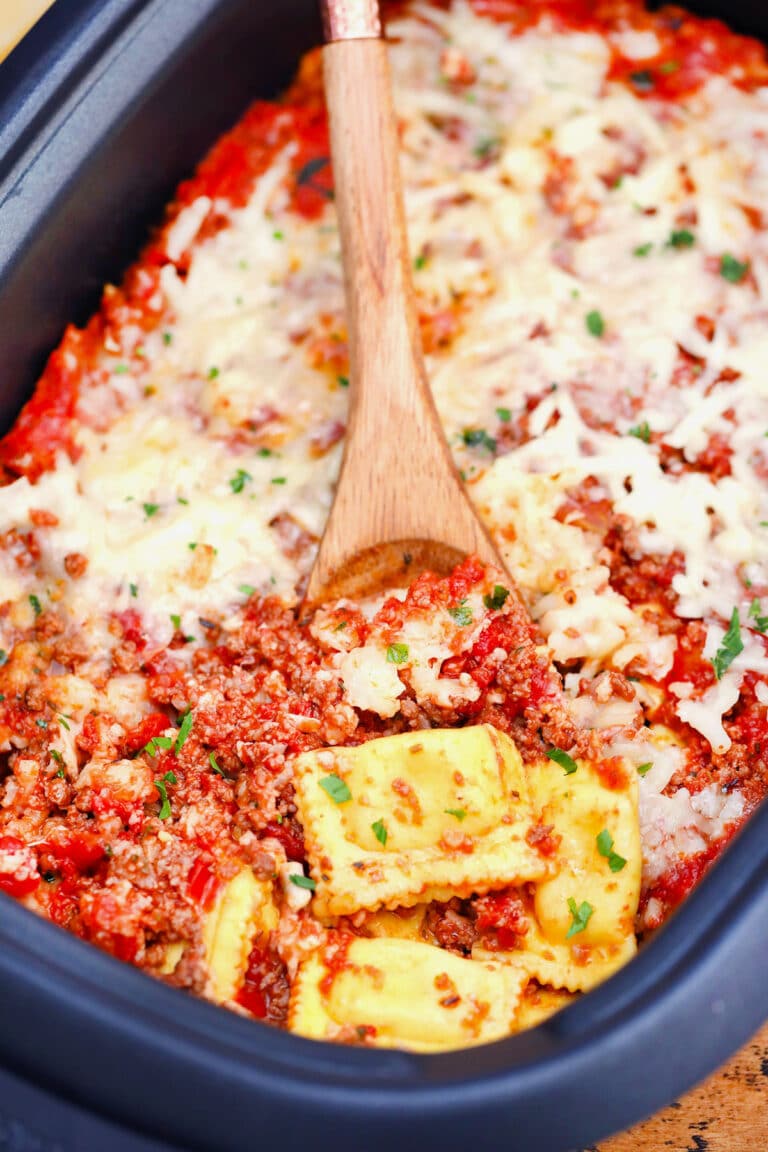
[1, 2, 765, 1148]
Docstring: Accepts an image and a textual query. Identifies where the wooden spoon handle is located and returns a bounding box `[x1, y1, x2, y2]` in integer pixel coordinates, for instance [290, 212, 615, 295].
[304, 17, 503, 604]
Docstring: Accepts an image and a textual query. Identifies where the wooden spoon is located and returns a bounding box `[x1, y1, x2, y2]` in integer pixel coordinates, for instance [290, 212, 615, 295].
[304, 0, 506, 607]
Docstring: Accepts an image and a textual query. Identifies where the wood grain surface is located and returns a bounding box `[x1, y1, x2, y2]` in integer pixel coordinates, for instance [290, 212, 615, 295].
[1, 5, 765, 1149]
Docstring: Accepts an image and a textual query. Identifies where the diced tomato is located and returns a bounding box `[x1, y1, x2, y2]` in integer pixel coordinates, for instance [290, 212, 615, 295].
[117, 608, 147, 650]
[0, 836, 39, 898]
[188, 858, 221, 911]
[474, 890, 529, 949]
[122, 712, 169, 755]
[262, 818, 305, 863]
[47, 832, 106, 873]
[236, 944, 290, 1024]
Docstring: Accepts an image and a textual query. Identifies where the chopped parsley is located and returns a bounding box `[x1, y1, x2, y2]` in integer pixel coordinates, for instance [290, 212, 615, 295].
[188, 542, 197, 551]
[239, 584, 256, 598]
[113, 363, 130, 375]
[444, 808, 467, 821]
[170, 614, 182, 631]
[54, 769, 65, 780]
[337, 375, 350, 388]
[749, 599, 768, 634]
[273, 229, 284, 241]
[667, 229, 695, 249]
[546, 747, 578, 775]
[633, 242, 653, 257]
[461, 428, 497, 453]
[628, 420, 651, 443]
[495, 407, 512, 423]
[414, 253, 428, 271]
[659, 59, 680, 74]
[711, 608, 743, 680]
[207, 366, 220, 379]
[209, 751, 225, 778]
[50, 749, 64, 766]
[58, 715, 71, 731]
[637, 762, 653, 777]
[596, 829, 627, 873]
[483, 584, 510, 611]
[319, 774, 352, 804]
[720, 254, 748, 284]
[145, 735, 173, 757]
[229, 469, 252, 494]
[154, 771, 177, 820]
[271, 477, 287, 485]
[142, 503, 160, 519]
[177, 496, 189, 505]
[372, 819, 388, 846]
[258, 448, 272, 458]
[29, 594, 42, 617]
[333, 620, 348, 632]
[162, 331, 173, 345]
[290, 874, 316, 891]
[586, 310, 605, 338]
[386, 643, 409, 665]
[566, 897, 594, 939]
[129, 583, 138, 598]
[174, 711, 194, 755]
[448, 599, 473, 627]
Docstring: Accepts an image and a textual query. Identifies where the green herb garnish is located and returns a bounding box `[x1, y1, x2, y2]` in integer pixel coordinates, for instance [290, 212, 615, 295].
[546, 747, 578, 775]
[720, 254, 748, 283]
[667, 229, 695, 249]
[596, 829, 627, 873]
[372, 819, 388, 846]
[448, 599, 473, 627]
[229, 469, 252, 494]
[143, 503, 160, 519]
[566, 897, 594, 939]
[386, 643, 409, 665]
[483, 585, 510, 611]
[749, 599, 768, 634]
[711, 608, 743, 680]
[319, 774, 352, 804]
[290, 874, 317, 891]
[461, 428, 497, 453]
[586, 310, 605, 338]
[628, 421, 651, 443]
[154, 771, 177, 820]
[174, 711, 194, 755]
[444, 808, 467, 821]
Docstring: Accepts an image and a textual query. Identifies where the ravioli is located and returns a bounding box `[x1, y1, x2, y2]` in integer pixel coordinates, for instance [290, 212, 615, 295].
[202, 868, 278, 1003]
[293, 725, 551, 918]
[289, 934, 527, 1052]
[475, 756, 641, 992]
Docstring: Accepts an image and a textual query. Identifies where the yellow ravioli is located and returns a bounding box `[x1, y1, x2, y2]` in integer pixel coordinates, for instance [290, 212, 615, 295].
[202, 867, 278, 1003]
[475, 756, 640, 993]
[293, 725, 551, 919]
[289, 935, 527, 1052]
